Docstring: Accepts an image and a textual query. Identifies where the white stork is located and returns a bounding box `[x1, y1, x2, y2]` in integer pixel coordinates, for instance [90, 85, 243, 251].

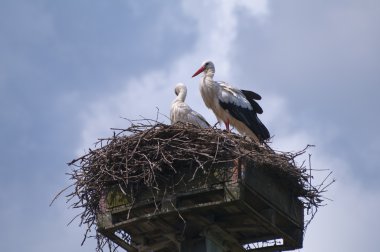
[192, 61, 270, 143]
[170, 83, 210, 128]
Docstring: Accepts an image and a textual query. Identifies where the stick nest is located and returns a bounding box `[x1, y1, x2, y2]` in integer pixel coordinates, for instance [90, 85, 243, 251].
[58, 120, 332, 251]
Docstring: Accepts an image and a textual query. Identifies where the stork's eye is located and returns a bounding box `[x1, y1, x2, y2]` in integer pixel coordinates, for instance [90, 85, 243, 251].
[205, 62, 209, 66]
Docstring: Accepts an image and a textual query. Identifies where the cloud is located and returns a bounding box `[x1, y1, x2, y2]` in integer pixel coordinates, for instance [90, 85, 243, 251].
[78, 0, 269, 151]
[267, 98, 380, 252]
[304, 166, 380, 251]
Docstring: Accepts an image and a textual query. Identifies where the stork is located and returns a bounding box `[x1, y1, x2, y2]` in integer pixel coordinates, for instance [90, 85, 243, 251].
[192, 61, 270, 143]
[170, 83, 210, 128]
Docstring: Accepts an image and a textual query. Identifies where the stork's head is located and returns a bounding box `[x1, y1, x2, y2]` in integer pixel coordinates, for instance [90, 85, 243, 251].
[174, 82, 187, 96]
[192, 61, 215, 77]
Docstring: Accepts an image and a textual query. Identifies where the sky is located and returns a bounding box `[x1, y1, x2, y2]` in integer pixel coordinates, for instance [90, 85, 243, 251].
[0, 0, 379, 251]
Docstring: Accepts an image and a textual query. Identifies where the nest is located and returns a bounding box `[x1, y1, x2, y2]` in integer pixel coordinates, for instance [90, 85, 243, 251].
[55, 120, 333, 251]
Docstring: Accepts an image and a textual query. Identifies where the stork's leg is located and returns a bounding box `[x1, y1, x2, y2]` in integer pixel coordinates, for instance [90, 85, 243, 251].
[225, 119, 230, 132]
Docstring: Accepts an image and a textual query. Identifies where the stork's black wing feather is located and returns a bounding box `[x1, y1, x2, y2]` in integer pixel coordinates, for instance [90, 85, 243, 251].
[241, 90, 263, 114]
[241, 90, 261, 100]
[219, 100, 270, 142]
[247, 99, 263, 114]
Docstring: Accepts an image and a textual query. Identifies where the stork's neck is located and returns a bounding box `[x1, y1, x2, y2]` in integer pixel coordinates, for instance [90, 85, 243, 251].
[199, 72, 218, 110]
[175, 89, 186, 102]
[202, 74, 215, 88]
[201, 70, 215, 88]
[204, 68, 215, 79]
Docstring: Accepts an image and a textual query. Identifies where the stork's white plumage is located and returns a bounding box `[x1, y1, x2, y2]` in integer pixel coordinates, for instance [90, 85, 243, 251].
[192, 61, 270, 143]
[170, 83, 210, 128]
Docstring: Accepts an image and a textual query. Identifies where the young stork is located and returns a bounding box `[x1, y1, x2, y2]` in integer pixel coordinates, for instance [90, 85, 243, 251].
[192, 61, 270, 143]
[170, 83, 210, 128]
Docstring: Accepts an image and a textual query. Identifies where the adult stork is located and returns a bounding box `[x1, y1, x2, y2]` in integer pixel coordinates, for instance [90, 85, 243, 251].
[192, 61, 270, 143]
[170, 83, 210, 128]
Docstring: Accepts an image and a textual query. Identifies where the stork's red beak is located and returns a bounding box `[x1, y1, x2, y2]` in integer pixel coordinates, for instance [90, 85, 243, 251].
[192, 66, 205, 78]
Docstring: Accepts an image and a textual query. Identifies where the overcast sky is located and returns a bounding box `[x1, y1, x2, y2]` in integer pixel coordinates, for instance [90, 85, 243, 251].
[0, 0, 379, 251]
